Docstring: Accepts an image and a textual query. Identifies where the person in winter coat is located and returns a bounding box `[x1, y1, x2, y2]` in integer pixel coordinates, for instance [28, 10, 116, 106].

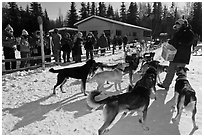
[98, 33, 108, 56]
[123, 35, 128, 55]
[29, 30, 42, 65]
[112, 35, 117, 54]
[117, 36, 123, 50]
[72, 32, 83, 63]
[52, 28, 62, 64]
[44, 32, 53, 62]
[18, 29, 30, 68]
[93, 36, 99, 55]
[84, 32, 96, 60]
[158, 18, 195, 90]
[2, 24, 17, 70]
[61, 32, 73, 63]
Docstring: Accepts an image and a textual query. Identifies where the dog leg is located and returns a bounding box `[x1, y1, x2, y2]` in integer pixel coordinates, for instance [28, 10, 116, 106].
[171, 92, 179, 112]
[129, 70, 133, 86]
[97, 81, 105, 91]
[53, 75, 66, 94]
[114, 82, 118, 91]
[172, 96, 185, 123]
[98, 104, 118, 135]
[60, 78, 67, 93]
[118, 82, 122, 92]
[191, 104, 198, 130]
[81, 79, 87, 96]
[157, 75, 161, 84]
[138, 108, 149, 131]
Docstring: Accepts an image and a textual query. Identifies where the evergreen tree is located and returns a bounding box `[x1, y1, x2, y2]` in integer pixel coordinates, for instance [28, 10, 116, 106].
[7, 2, 22, 36]
[152, 2, 163, 38]
[127, 2, 137, 25]
[91, 2, 96, 15]
[87, 2, 91, 16]
[190, 2, 202, 40]
[19, 4, 31, 33]
[120, 2, 127, 22]
[2, 3, 10, 29]
[113, 10, 120, 21]
[30, 2, 43, 32]
[98, 2, 106, 17]
[147, 3, 151, 15]
[107, 4, 114, 19]
[66, 2, 78, 28]
[43, 9, 50, 32]
[79, 2, 88, 20]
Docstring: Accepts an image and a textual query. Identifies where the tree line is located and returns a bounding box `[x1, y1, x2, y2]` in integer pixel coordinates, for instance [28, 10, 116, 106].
[2, 2, 202, 40]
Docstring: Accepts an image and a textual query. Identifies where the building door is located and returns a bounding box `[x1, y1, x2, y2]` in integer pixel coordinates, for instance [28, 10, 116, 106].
[90, 30, 98, 38]
[116, 30, 122, 36]
[104, 30, 110, 37]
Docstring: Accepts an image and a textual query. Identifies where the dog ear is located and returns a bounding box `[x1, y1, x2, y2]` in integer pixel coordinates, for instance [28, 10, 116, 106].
[184, 67, 189, 71]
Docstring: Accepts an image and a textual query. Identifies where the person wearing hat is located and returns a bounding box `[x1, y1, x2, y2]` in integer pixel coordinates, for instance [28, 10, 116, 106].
[18, 29, 30, 68]
[158, 18, 195, 90]
[84, 32, 96, 60]
[98, 32, 108, 56]
[51, 28, 62, 64]
[2, 24, 17, 70]
[61, 32, 73, 63]
[72, 32, 83, 63]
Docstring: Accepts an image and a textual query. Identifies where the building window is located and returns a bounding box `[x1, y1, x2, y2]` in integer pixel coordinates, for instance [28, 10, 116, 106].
[116, 30, 121, 36]
[144, 31, 151, 37]
[104, 30, 110, 37]
[81, 31, 86, 38]
[133, 32, 137, 36]
[90, 30, 98, 37]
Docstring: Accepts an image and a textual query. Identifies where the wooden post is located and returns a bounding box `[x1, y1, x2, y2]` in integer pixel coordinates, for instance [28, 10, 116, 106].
[38, 16, 45, 70]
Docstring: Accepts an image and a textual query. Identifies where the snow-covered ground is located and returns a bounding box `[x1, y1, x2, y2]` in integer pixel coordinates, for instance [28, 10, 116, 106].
[1, 47, 202, 135]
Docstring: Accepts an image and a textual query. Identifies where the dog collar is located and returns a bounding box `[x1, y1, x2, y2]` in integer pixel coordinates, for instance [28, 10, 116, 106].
[117, 68, 124, 72]
[176, 77, 187, 81]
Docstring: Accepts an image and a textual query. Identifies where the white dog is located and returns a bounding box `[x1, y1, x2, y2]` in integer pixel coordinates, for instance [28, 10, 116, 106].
[90, 63, 126, 92]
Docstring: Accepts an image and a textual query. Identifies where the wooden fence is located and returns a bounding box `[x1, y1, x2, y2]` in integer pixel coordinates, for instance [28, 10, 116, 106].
[2, 47, 119, 74]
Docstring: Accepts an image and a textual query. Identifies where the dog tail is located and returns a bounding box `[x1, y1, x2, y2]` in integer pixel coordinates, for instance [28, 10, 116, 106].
[87, 90, 106, 109]
[127, 84, 133, 92]
[49, 68, 60, 73]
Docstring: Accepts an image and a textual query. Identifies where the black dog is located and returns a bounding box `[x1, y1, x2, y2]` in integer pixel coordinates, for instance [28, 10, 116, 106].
[124, 53, 143, 85]
[140, 60, 168, 84]
[87, 67, 157, 135]
[49, 59, 97, 95]
[142, 52, 155, 65]
[134, 67, 157, 100]
[172, 67, 198, 130]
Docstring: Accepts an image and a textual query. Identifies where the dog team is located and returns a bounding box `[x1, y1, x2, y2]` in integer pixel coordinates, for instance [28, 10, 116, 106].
[49, 49, 198, 135]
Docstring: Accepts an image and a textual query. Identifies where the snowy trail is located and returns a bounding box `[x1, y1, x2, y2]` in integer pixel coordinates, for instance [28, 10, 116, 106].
[2, 48, 202, 135]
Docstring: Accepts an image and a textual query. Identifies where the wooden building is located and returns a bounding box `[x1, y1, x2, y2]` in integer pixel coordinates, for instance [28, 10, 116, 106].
[74, 15, 152, 42]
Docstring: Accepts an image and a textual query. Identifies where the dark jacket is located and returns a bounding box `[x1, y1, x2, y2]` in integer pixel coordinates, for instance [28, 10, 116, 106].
[72, 37, 83, 55]
[98, 35, 108, 48]
[84, 36, 96, 50]
[61, 37, 73, 52]
[168, 26, 194, 64]
[123, 36, 128, 45]
[2, 30, 16, 51]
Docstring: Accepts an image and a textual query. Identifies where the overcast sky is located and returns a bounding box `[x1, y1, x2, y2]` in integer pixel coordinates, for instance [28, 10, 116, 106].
[2, 0, 189, 20]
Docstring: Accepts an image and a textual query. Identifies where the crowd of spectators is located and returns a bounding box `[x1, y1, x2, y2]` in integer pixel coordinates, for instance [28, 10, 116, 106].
[2, 24, 130, 70]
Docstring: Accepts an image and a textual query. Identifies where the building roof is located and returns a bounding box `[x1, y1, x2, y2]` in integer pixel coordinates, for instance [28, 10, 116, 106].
[74, 15, 152, 32]
[49, 27, 78, 33]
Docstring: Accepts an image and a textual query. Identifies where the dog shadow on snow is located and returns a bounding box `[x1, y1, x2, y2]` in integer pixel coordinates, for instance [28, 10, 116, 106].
[106, 89, 181, 135]
[55, 85, 128, 118]
[2, 92, 85, 133]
